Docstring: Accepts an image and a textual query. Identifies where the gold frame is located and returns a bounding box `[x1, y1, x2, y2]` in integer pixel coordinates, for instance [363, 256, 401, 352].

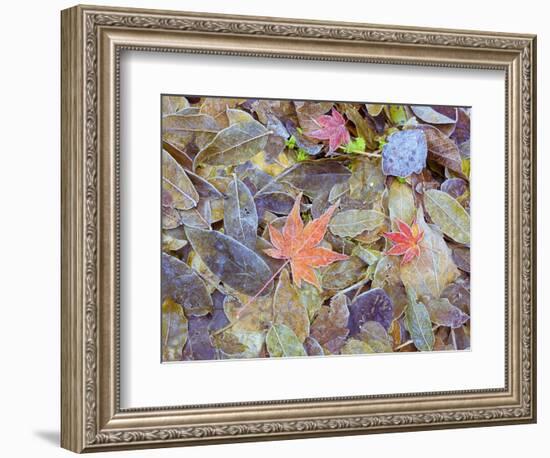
[61, 4, 537, 453]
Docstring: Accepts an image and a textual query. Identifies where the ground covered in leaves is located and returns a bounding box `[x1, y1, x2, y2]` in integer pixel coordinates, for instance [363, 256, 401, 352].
[161, 95, 471, 362]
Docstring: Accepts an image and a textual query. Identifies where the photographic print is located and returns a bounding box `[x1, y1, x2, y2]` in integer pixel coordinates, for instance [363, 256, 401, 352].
[161, 96, 471, 362]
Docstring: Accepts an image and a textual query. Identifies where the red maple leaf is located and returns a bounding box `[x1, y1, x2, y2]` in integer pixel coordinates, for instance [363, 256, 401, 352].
[383, 219, 425, 265]
[264, 193, 349, 288]
[307, 108, 350, 152]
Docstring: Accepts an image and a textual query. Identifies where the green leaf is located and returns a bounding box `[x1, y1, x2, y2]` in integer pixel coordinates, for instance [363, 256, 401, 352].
[193, 119, 270, 168]
[385, 105, 408, 125]
[266, 324, 307, 357]
[424, 189, 470, 244]
[404, 288, 435, 351]
[329, 209, 386, 238]
[342, 136, 367, 154]
[162, 297, 188, 362]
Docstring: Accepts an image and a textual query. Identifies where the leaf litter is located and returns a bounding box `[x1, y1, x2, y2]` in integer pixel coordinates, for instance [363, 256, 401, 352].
[161, 96, 471, 361]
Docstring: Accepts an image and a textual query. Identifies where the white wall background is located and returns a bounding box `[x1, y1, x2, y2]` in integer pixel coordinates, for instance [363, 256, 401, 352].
[0, 0, 545, 456]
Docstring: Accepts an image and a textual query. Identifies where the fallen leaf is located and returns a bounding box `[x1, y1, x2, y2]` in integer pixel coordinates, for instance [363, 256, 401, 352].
[424, 189, 470, 244]
[418, 124, 464, 176]
[341, 338, 374, 354]
[341, 103, 377, 150]
[388, 180, 416, 226]
[348, 288, 394, 333]
[385, 105, 409, 125]
[411, 106, 457, 124]
[162, 298, 188, 361]
[358, 321, 393, 353]
[223, 292, 272, 333]
[403, 289, 434, 351]
[260, 160, 351, 198]
[264, 193, 349, 288]
[310, 294, 350, 353]
[255, 192, 296, 218]
[183, 315, 217, 360]
[329, 209, 386, 238]
[297, 282, 325, 321]
[266, 324, 307, 357]
[366, 104, 384, 117]
[304, 336, 325, 356]
[273, 269, 310, 342]
[162, 113, 220, 150]
[348, 158, 385, 203]
[382, 129, 427, 177]
[295, 101, 333, 132]
[426, 298, 470, 328]
[193, 119, 270, 168]
[185, 227, 273, 296]
[162, 95, 189, 116]
[306, 108, 350, 152]
[223, 175, 258, 249]
[440, 178, 468, 200]
[162, 149, 199, 210]
[383, 218, 425, 265]
[161, 253, 213, 317]
[322, 256, 366, 290]
[400, 209, 459, 300]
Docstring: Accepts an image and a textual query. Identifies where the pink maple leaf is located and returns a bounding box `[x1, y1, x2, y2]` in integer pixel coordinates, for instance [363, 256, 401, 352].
[307, 109, 350, 152]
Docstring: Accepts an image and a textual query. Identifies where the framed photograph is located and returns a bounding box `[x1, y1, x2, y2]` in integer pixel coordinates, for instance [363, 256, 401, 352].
[61, 4, 537, 453]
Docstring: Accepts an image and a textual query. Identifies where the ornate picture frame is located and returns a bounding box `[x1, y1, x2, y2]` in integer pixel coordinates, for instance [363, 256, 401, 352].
[61, 4, 537, 453]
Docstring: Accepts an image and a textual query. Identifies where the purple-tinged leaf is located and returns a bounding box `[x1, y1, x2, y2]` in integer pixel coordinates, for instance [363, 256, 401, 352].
[382, 129, 427, 178]
[349, 288, 394, 334]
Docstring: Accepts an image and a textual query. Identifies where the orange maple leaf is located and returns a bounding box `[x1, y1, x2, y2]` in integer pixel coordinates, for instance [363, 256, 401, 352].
[264, 193, 349, 288]
[383, 218, 425, 265]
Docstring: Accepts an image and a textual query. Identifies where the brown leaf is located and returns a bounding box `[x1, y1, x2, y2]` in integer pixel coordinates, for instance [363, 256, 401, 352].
[310, 294, 350, 354]
[418, 124, 464, 176]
